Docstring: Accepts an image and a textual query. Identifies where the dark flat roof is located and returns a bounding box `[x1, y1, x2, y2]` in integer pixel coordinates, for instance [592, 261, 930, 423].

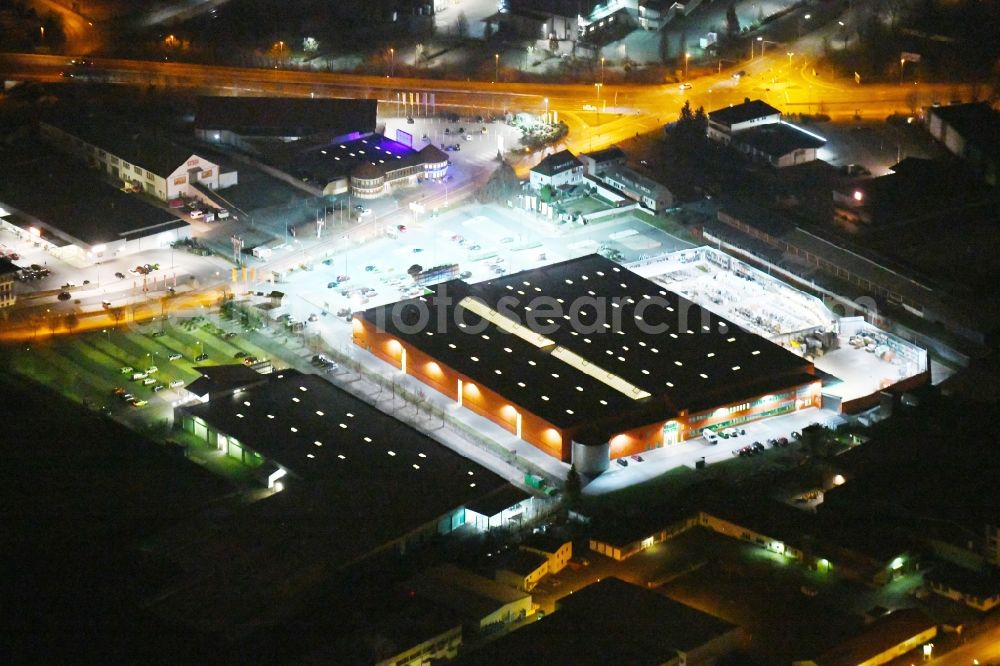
[521, 533, 570, 554]
[185, 364, 267, 398]
[457, 577, 737, 664]
[928, 102, 1000, 158]
[498, 550, 548, 576]
[582, 146, 626, 163]
[195, 96, 377, 138]
[813, 608, 935, 665]
[735, 121, 826, 156]
[41, 113, 201, 178]
[0, 257, 19, 276]
[925, 562, 1000, 599]
[408, 564, 530, 621]
[289, 133, 425, 182]
[361, 255, 813, 437]
[465, 484, 533, 517]
[182, 369, 507, 503]
[709, 99, 781, 127]
[0, 142, 187, 247]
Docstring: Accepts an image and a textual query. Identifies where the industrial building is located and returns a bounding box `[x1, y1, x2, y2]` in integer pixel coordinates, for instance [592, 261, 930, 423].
[39, 115, 237, 202]
[457, 577, 743, 665]
[354, 254, 821, 476]
[289, 134, 450, 198]
[0, 257, 18, 308]
[0, 140, 191, 265]
[405, 564, 533, 636]
[194, 96, 378, 152]
[707, 98, 825, 167]
[174, 368, 541, 554]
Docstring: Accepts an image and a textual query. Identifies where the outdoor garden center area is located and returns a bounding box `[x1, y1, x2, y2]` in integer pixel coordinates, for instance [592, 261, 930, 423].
[631, 247, 928, 405]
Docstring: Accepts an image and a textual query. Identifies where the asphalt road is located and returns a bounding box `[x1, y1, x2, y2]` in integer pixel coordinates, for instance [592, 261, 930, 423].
[0, 51, 987, 161]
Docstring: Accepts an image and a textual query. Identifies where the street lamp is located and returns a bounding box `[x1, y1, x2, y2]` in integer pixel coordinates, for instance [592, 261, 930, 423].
[494, 53, 499, 83]
[786, 51, 794, 66]
[600, 56, 605, 85]
[389, 47, 395, 77]
[684, 52, 690, 80]
[755, 36, 762, 59]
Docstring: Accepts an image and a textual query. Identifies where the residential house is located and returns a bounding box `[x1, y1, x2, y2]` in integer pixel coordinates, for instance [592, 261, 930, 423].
[529, 149, 584, 191]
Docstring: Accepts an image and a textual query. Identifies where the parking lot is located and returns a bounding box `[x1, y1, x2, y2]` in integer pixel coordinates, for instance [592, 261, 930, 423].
[582, 406, 843, 496]
[8, 314, 300, 478]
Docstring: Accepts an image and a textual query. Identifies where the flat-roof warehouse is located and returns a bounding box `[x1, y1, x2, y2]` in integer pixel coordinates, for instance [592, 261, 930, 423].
[354, 254, 821, 476]
[176, 369, 536, 550]
[0, 140, 190, 265]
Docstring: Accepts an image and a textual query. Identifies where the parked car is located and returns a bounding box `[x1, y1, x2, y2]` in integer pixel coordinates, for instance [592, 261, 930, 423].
[57, 291, 71, 300]
[616, 458, 629, 467]
[327, 281, 339, 289]
[115, 271, 126, 279]
[189, 209, 205, 219]
[169, 379, 185, 388]
[336, 274, 351, 282]
[679, 82, 693, 90]
[195, 353, 209, 362]
[216, 208, 230, 219]
[168, 352, 183, 361]
[732, 70, 746, 79]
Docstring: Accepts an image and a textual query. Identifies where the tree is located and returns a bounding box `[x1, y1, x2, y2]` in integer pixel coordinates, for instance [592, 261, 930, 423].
[455, 12, 469, 40]
[726, 4, 741, 36]
[476, 160, 521, 204]
[64, 312, 79, 333]
[564, 464, 582, 509]
[679, 100, 695, 124]
[538, 184, 556, 203]
[693, 105, 708, 133]
[483, 20, 493, 41]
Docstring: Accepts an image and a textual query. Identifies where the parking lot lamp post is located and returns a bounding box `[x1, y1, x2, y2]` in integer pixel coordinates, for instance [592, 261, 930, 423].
[787, 52, 794, 67]
[684, 52, 690, 79]
[494, 53, 499, 83]
[389, 47, 395, 77]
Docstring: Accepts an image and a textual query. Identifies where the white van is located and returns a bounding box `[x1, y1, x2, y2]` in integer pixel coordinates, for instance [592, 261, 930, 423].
[702, 428, 719, 444]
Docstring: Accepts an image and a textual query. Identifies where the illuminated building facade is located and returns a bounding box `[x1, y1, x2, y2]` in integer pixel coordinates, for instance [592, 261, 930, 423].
[354, 255, 821, 476]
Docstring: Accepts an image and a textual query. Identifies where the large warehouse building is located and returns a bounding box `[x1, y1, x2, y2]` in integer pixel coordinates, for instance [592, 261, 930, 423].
[175, 368, 541, 551]
[39, 113, 237, 202]
[0, 140, 191, 265]
[194, 96, 378, 152]
[354, 255, 821, 476]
